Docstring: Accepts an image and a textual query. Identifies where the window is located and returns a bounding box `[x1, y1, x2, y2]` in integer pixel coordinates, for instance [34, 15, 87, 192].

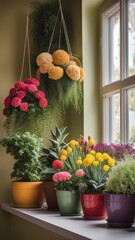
[102, 0, 135, 145]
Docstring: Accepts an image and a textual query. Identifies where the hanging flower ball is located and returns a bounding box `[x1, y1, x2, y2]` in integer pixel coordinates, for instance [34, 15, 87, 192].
[79, 67, 84, 82]
[70, 56, 82, 67]
[48, 66, 64, 80]
[66, 65, 80, 80]
[52, 49, 69, 66]
[66, 60, 77, 68]
[39, 63, 54, 74]
[36, 52, 53, 66]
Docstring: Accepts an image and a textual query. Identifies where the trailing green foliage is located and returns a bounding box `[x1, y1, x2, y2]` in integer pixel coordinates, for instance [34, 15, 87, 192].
[104, 157, 135, 195]
[0, 132, 44, 182]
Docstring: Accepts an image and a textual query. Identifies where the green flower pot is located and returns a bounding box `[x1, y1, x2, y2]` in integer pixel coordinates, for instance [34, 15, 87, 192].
[56, 190, 82, 216]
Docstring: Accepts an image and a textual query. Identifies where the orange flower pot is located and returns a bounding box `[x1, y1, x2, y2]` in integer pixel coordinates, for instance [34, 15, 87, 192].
[11, 181, 45, 208]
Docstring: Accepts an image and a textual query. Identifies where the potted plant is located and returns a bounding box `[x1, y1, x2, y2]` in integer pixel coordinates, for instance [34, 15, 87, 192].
[41, 125, 69, 210]
[78, 149, 116, 220]
[0, 132, 44, 208]
[104, 156, 135, 228]
[3, 78, 48, 136]
[52, 136, 93, 216]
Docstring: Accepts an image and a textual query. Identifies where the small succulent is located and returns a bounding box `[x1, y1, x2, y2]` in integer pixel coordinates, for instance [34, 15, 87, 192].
[42, 125, 69, 180]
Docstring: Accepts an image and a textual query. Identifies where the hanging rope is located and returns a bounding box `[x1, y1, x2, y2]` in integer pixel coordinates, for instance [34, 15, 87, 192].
[59, 0, 72, 56]
[47, 7, 60, 53]
[19, 0, 31, 81]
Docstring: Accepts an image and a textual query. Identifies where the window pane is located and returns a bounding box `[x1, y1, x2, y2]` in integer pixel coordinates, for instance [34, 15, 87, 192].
[104, 93, 120, 144]
[127, 0, 135, 76]
[127, 87, 135, 145]
[109, 11, 120, 83]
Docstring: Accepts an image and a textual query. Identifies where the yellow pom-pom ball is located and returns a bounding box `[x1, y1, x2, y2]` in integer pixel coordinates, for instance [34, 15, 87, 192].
[59, 149, 67, 157]
[69, 140, 78, 148]
[93, 161, 99, 167]
[79, 67, 84, 82]
[103, 165, 109, 171]
[60, 155, 67, 161]
[66, 147, 72, 153]
[48, 66, 64, 80]
[76, 158, 83, 165]
[52, 49, 69, 65]
[36, 52, 53, 66]
[66, 65, 80, 80]
[39, 63, 54, 74]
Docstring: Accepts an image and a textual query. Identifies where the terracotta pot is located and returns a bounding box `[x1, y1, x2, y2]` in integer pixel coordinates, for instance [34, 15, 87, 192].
[104, 194, 135, 228]
[80, 194, 106, 220]
[42, 181, 59, 211]
[11, 181, 44, 208]
[56, 190, 82, 216]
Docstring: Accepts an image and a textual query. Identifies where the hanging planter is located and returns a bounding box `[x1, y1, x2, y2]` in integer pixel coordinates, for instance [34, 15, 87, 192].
[2, 2, 49, 136]
[34, 0, 84, 114]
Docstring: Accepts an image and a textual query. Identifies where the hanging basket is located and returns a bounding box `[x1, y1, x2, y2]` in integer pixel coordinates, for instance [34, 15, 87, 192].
[34, 0, 84, 113]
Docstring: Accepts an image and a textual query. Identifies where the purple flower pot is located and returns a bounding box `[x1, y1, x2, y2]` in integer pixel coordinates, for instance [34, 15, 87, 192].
[104, 194, 135, 228]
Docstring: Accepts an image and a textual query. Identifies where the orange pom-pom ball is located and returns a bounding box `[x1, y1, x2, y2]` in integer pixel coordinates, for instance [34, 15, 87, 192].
[48, 66, 64, 80]
[70, 56, 82, 67]
[36, 52, 53, 66]
[79, 67, 84, 82]
[66, 60, 77, 68]
[39, 63, 54, 74]
[66, 65, 80, 80]
[52, 49, 69, 65]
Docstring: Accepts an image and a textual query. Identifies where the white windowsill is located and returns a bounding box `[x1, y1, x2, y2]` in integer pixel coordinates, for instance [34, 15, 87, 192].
[1, 203, 135, 240]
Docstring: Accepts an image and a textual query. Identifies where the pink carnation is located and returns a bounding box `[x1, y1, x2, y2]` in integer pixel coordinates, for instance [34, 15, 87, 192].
[75, 169, 85, 177]
[35, 90, 45, 99]
[14, 82, 25, 90]
[25, 78, 40, 86]
[9, 88, 16, 96]
[17, 90, 26, 99]
[4, 96, 12, 107]
[39, 97, 48, 108]
[11, 97, 21, 108]
[27, 84, 37, 92]
[53, 172, 72, 182]
[20, 102, 28, 112]
[21, 83, 28, 91]
[3, 108, 9, 116]
[52, 160, 64, 169]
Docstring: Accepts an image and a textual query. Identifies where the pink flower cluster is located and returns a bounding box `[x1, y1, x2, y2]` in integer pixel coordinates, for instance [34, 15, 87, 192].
[53, 172, 72, 182]
[52, 160, 64, 169]
[3, 78, 48, 116]
[75, 169, 85, 177]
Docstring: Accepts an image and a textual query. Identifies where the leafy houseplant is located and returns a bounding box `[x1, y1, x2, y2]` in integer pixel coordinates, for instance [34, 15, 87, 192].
[41, 125, 69, 181]
[104, 157, 135, 227]
[0, 132, 44, 208]
[0, 132, 44, 181]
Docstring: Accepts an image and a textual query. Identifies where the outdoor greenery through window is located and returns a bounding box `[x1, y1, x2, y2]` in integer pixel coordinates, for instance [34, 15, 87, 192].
[102, 0, 135, 145]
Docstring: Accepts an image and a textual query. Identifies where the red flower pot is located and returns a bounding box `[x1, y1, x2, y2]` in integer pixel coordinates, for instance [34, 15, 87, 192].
[80, 194, 106, 220]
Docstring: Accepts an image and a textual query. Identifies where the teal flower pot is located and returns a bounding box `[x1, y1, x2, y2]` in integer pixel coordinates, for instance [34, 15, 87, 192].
[56, 190, 82, 216]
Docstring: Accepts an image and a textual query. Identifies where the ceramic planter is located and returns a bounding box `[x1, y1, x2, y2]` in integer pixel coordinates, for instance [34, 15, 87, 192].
[104, 194, 135, 228]
[56, 190, 82, 216]
[42, 181, 59, 211]
[11, 181, 44, 208]
[80, 194, 106, 220]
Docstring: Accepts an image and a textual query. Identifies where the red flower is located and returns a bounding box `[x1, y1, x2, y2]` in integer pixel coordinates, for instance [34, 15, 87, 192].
[17, 90, 26, 99]
[52, 160, 64, 169]
[3, 108, 9, 116]
[25, 78, 40, 86]
[11, 97, 21, 107]
[14, 82, 25, 90]
[20, 102, 28, 112]
[35, 90, 45, 99]
[9, 88, 16, 96]
[4, 96, 12, 107]
[27, 84, 37, 92]
[39, 97, 48, 108]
